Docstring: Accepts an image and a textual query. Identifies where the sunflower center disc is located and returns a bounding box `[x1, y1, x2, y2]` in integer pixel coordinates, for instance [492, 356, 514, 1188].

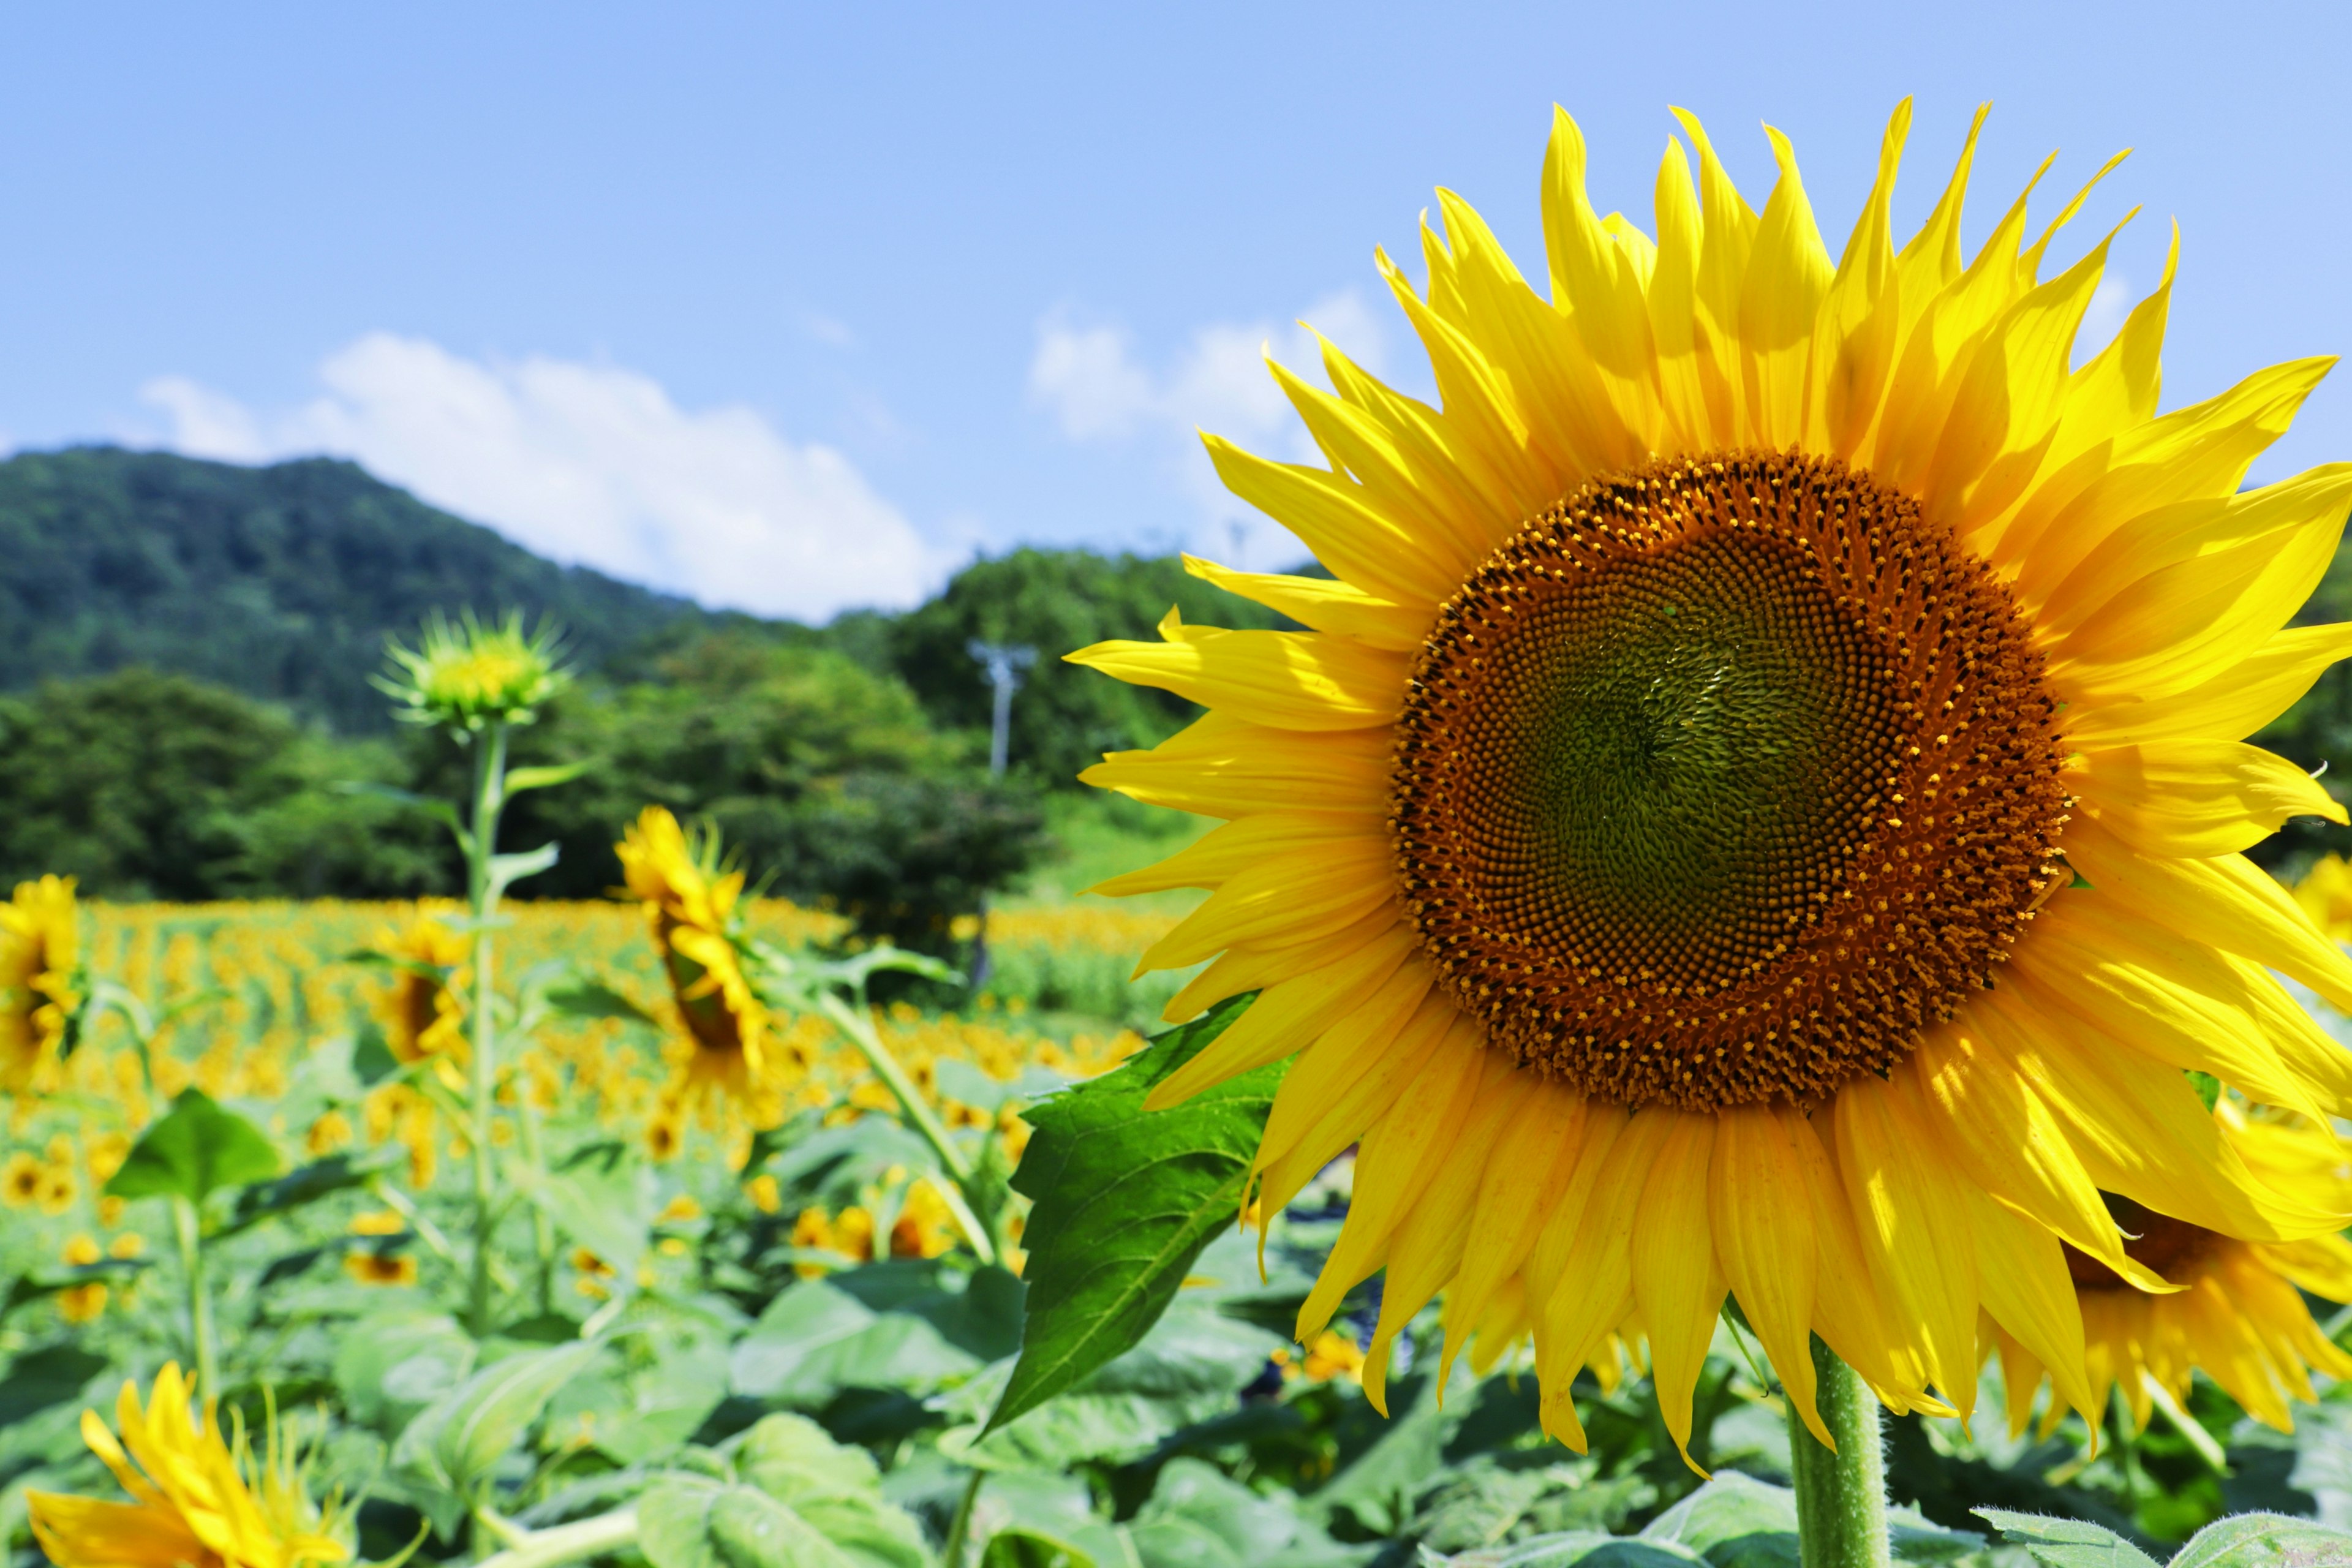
[1390, 451, 2070, 1111]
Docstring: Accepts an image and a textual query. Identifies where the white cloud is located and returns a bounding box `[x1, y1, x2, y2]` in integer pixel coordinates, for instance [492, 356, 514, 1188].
[1028, 290, 1399, 569]
[139, 333, 946, 622]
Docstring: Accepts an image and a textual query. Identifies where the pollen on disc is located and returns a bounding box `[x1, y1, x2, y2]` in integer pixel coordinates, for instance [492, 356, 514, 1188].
[1389, 451, 2070, 1112]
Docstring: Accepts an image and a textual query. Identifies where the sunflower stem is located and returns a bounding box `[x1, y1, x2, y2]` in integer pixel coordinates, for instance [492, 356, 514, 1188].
[171, 1193, 219, 1395]
[1787, 1336, 1889, 1568]
[472, 1507, 638, 1568]
[466, 720, 511, 1338]
[815, 990, 1000, 1267]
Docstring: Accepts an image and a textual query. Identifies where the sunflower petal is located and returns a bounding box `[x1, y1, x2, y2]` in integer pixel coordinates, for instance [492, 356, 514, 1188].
[2070, 742, 2344, 858]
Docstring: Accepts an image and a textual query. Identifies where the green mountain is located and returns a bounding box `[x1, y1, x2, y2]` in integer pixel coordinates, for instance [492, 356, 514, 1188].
[0, 445, 708, 731]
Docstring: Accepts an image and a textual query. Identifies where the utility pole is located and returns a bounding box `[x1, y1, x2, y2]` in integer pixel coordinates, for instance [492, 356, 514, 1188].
[967, 641, 1036, 778]
[965, 641, 1035, 991]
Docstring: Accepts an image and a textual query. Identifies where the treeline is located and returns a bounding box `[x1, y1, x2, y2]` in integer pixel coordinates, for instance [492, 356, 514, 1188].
[0, 546, 1288, 941]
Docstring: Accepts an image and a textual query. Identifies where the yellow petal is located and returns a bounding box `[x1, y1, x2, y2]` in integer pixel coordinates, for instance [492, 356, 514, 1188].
[2069, 741, 2343, 858]
[1080, 711, 1390, 819]
[1253, 963, 1442, 1192]
[1630, 1112, 1724, 1473]
[1180, 555, 1430, 652]
[2063, 623, 2352, 750]
[1832, 1073, 1980, 1411]
[1966, 1185, 2096, 1426]
[1088, 811, 1366, 898]
[1160, 905, 1404, 1022]
[1134, 835, 1396, 972]
[1735, 125, 1833, 449]
[1143, 924, 1417, 1110]
[1066, 621, 1404, 734]
[1439, 1080, 1591, 1385]
[1709, 1103, 1826, 1444]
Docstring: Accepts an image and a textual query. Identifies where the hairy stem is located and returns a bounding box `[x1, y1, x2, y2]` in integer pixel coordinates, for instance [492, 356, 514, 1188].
[472, 1508, 638, 1568]
[816, 991, 999, 1266]
[466, 720, 511, 1338]
[172, 1194, 218, 1395]
[940, 1469, 985, 1568]
[1787, 1336, 1890, 1568]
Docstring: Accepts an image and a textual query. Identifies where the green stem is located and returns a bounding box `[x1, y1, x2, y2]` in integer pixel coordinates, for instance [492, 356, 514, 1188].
[940, 1469, 984, 1568]
[467, 720, 511, 1337]
[816, 992, 999, 1267]
[471, 1508, 638, 1568]
[1787, 1337, 1889, 1568]
[518, 1088, 556, 1316]
[171, 1194, 219, 1395]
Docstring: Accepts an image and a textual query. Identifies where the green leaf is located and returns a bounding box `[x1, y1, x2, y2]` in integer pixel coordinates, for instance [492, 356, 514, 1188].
[986, 995, 1276, 1434]
[503, 761, 589, 795]
[981, 1531, 1095, 1568]
[708, 1487, 862, 1568]
[733, 1415, 931, 1568]
[104, 1088, 282, 1204]
[728, 1279, 981, 1404]
[1972, 1509, 2163, 1568]
[0, 1344, 108, 1428]
[336, 780, 472, 852]
[2168, 1513, 2352, 1568]
[399, 1341, 603, 1493]
[2187, 1069, 2222, 1111]
[334, 1308, 477, 1431]
[488, 842, 561, 899]
[544, 979, 662, 1027]
[221, 1148, 403, 1237]
[511, 1150, 655, 1279]
[353, 1021, 402, 1085]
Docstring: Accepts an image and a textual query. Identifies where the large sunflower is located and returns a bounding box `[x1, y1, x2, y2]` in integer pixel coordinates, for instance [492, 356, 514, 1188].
[28, 1364, 348, 1568]
[1071, 103, 2352, 1464]
[1997, 1104, 2352, 1438]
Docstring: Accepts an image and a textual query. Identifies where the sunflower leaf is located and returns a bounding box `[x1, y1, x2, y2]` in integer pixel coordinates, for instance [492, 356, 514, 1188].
[985, 993, 1277, 1436]
[104, 1088, 282, 1205]
[1972, 1508, 2162, 1568]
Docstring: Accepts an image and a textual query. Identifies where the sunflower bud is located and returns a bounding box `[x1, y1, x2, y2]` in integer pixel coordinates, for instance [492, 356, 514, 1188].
[377, 609, 566, 733]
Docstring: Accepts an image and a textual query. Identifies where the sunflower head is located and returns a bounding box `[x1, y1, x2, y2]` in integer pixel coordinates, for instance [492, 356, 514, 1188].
[1, 875, 82, 1097]
[616, 808, 774, 1096]
[28, 1365, 349, 1568]
[1070, 100, 2352, 1460]
[374, 905, 469, 1066]
[378, 609, 567, 733]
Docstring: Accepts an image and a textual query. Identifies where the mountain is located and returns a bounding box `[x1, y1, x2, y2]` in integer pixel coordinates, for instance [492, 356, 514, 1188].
[0, 446, 716, 731]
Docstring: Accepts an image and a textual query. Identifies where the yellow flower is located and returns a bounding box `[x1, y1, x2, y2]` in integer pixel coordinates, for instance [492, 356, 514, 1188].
[56, 1283, 107, 1324]
[2294, 853, 2352, 942]
[347, 1210, 405, 1238]
[4, 1150, 43, 1207]
[745, 1173, 783, 1214]
[1, 875, 80, 1097]
[658, 1193, 704, 1224]
[343, 1252, 419, 1288]
[303, 1112, 352, 1157]
[889, 1180, 957, 1260]
[28, 1364, 348, 1568]
[1999, 1106, 2352, 1436]
[1302, 1332, 1366, 1384]
[378, 609, 566, 732]
[374, 906, 468, 1066]
[1071, 102, 2352, 1463]
[616, 808, 780, 1110]
[62, 1234, 100, 1266]
[108, 1234, 145, 1261]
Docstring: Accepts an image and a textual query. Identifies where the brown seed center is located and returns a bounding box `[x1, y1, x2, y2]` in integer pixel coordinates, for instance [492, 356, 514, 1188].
[1388, 451, 2070, 1111]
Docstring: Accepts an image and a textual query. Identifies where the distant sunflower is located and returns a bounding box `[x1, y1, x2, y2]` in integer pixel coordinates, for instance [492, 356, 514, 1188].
[1997, 1105, 2352, 1436]
[1, 875, 80, 1096]
[1072, 102, 2352, 1463]
[374, 904, 469, 1068]
[28, 1364, 347, 1568]
[617, 807, 784, 1116]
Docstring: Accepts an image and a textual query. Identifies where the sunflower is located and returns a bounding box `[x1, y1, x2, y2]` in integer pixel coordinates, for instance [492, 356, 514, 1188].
[28, 1364, 348, 1568]
[1996, 1104, 2352, 1436]
[377, 609, 565, 733]
[1071, 102, 2352, 1464]
[1, 875, 81, 1097]
[617, 807, 783, 1115]
[374, 905, 469, 1068]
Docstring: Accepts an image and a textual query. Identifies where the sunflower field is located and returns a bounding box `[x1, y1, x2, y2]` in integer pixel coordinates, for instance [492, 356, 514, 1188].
[21, 97, 2352, 1568]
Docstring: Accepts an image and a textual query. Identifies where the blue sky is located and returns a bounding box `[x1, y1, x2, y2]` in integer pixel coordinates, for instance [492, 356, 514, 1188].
[3, 1, 2348, 620]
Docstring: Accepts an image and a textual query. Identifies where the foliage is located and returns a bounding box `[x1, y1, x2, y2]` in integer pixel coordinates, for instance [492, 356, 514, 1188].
[0, 447, 704, 734]
[0, 669, 445, 899]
